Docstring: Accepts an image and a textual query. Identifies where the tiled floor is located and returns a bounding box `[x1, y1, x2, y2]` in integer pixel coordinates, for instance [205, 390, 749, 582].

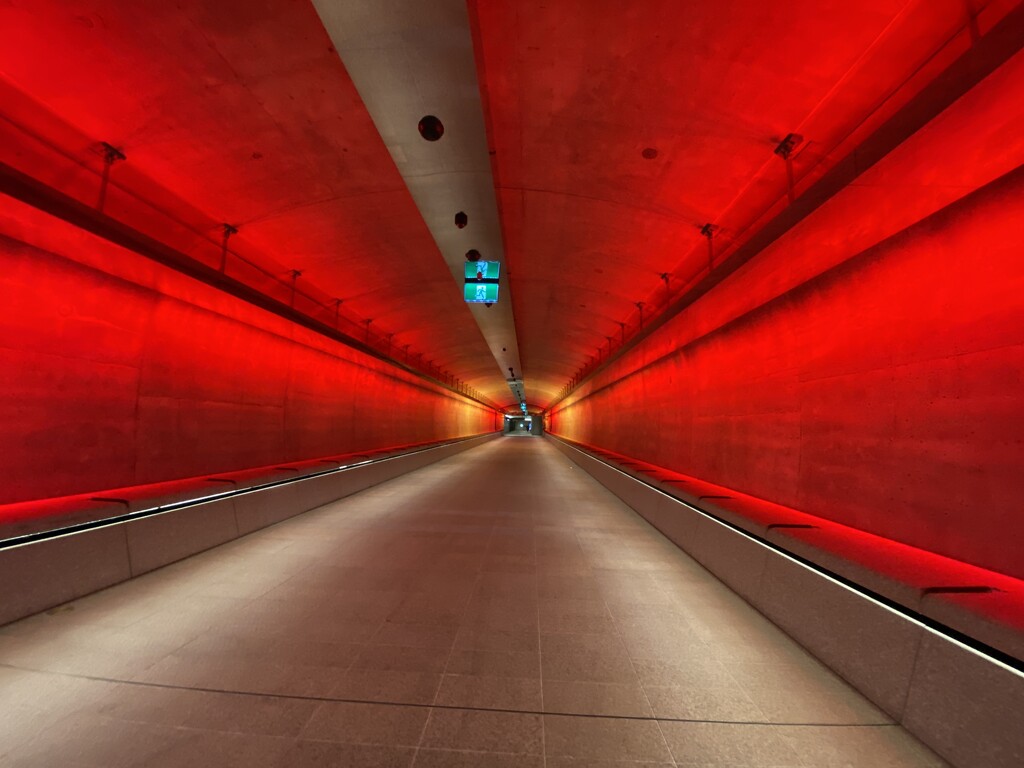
[0, 438, 946, 767]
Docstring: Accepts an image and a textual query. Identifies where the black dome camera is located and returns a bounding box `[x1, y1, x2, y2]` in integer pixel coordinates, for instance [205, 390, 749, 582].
[418, 115, 444, 141]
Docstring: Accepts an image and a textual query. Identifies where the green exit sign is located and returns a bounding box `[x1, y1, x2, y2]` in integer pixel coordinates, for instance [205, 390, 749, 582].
[464, 261, 501, 280]
[464, 260, 499, 302]
[464, 283, 499, 303]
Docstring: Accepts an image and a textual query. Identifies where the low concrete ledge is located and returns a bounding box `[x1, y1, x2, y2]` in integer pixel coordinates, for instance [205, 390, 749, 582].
[0, 525, 132, 625]
[125, 497, 240, 577]
[757, 550, 924, 721]
[548, 434, 1024, 768]
[903, 632, 1024, 768]
[551, 437, 1024, 658]
[0, 431, 499, 627]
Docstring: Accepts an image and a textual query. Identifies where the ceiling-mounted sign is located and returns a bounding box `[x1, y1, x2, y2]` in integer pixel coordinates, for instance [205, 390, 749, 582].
[464, 260, 500, 303]
[464, 283, 499, 303]
[464, 261, 500, 281]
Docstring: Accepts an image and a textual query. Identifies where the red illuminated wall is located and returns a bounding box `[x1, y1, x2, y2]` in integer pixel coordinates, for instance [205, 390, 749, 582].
[0, 203, 496, 505]
[550, 162, 1024, 580]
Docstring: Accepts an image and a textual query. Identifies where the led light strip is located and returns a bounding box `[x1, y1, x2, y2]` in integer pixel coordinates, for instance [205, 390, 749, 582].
[0, 435, 483, 552]
[555, 437, 1024, 678]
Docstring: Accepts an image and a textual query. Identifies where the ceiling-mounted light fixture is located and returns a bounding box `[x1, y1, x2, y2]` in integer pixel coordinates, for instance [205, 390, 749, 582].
[773, 133, 803, 159]
[418, 115, 444, 141]
[773, 133, 804, 202]
[700, 223, 720, 271]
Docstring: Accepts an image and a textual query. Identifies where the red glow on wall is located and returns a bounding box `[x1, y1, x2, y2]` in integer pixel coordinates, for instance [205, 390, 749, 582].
[0, 0, 508, 402]
[550, 159, 1024, 579]
[0, 200, 496, 506]
[470, 0, 1022, 403]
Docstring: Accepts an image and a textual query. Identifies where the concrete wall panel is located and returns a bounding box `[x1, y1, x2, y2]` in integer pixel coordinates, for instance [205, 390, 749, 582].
[0, 230, 496, 509]
[550, 167, 1024, 579]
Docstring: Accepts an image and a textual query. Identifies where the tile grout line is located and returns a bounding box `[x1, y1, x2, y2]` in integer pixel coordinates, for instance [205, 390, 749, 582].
[550, 439, 901, 743]
[410, 541, 485, 766]
[607, 593, 679, 767]
[534, 520, 547, 768]
[635, 577, 787, 738]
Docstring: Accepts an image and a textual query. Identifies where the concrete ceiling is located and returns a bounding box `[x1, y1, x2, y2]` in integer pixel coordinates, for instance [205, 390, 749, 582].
[0, 0, 1015, 409]
[310, 0, 525, 404]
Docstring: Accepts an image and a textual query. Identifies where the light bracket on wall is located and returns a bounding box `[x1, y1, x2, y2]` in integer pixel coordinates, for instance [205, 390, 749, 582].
[773, 133, 804, 202]
[94, 141, 126, 213]
[286, 269, 303, 307]
[773, 133, 803, 159]
[700, 223, 719, 270]
[219, 223, 238, 272]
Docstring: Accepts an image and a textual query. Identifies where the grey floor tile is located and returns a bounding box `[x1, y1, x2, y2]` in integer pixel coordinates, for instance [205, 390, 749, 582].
[446, 648, 541, 679]
[480, 555, 537, 574]
[541, 648, 640, 684]
[475, 575, 538, 598]
[384, 600, 465, 629]
[301, 701, 429, 746]
[543, 714, 674, 762]
[351, 644, 452, 674]
[435, 673, 544, 710]
[644, 683, 766, 721]
[538, 597, 610, 617]
[542, 679, 654, 717]
[539, 612, 620, 634]
[129, 729, 295, 768]
[372, 621, 459, 649]
[413, 749, 544, 767]
[420, 709, 544, 754]
[779, 724, 949, 767]
[133, 654, 345, 698]
[454, 626, 540, 653]
[546, 759, 673, 768]
[10, 715, 185, 768]
[179, 691, 320, 737]
[278, 740, 416, 768]
[660, 721, 804, 767]
[0, 630, 183, 680]
[461, 607, 540, 632]
[631, 657, 735, 689]
[539, 630, 627, 656]
[0, 702, 101, 761]
[176, 632, 361, 669]
[726, 662, 891, 725]
[332, 669, 444, 705]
